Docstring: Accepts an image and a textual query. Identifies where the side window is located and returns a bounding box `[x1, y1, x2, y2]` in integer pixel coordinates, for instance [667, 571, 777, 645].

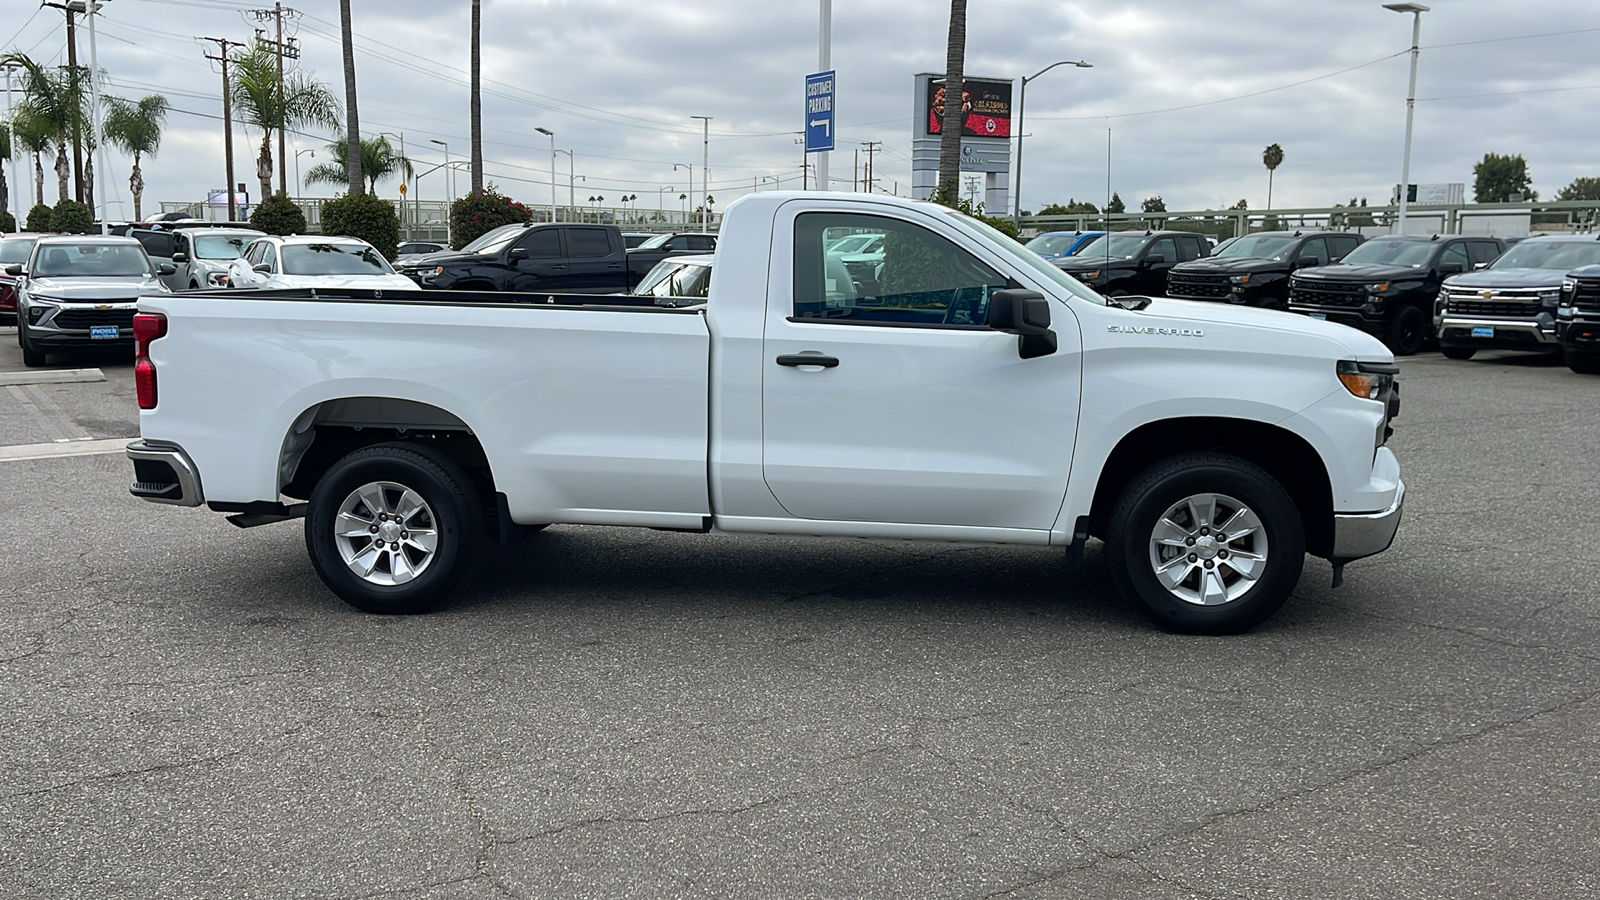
[1439, 242, 1470, 271]
[686, 235, 716, 251]
[132, 231, 174, 259]
[514, 229, 562, 258]
[1469, 241, 1501, 267]
[243, 241, 263, 266]
[666, 236, 689, 251]
[566, 228, 613, 258]
[1298, 237, 1330, 266]
[793, 212, 1007, 326]
[1145, 237, 1177, 265]
[1327, 236, 1358, 260]
[260, 243, 279, 272]
[1176, 235, 1202, 262]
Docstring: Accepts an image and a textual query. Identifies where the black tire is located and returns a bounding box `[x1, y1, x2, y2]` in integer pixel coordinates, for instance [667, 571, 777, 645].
[1105, 452, 1305, 635]
[18, 323, 46, 368]
[305, 442, 482, 614]
[1441, 345, 1476, 360]
[1384, 305, 1428, 356]
[1257, 297, 1286, 311]
[1567, 351, 1600, 375]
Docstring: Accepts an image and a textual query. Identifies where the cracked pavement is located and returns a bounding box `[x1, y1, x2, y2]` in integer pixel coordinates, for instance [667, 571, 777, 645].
[1, 336, 1597, 898]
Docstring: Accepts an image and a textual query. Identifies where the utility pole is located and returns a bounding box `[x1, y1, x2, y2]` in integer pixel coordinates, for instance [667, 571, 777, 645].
[84, 0, 106, 231]
[251, 3, 300, 196]
[691, 115, 711, 230]
[201, 36, 247, 221]
[816, 0, 830, 192]
[42, 2, 85, 202]
[3, 62, 23, 229]
[861, 141, 881, 194]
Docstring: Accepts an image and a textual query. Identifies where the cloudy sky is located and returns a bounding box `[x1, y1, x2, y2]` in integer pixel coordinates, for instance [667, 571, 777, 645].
[4, 0, 1599, 221]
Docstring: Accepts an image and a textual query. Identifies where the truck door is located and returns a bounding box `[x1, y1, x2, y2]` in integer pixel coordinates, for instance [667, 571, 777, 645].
[1138, 236, 1177, 296]
[505, 227, 565, 291]
[562, 227, 627, 292]
[760, 205, 1081, 531]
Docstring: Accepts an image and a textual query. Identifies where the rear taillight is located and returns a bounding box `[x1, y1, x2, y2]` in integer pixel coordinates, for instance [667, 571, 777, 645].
[0, 282, 15, 313]
[133, 312, 167, 410]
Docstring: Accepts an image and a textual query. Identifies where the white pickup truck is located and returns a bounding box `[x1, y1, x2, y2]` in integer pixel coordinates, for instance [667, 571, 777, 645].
[126, 192, 1404, 634]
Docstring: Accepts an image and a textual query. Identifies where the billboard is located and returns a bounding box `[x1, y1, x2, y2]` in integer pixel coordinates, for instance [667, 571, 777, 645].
[925, 77, 1013, 139]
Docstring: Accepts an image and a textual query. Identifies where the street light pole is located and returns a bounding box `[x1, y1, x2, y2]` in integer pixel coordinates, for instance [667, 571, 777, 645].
[379, 131, 406, 235]
[673, 163, 692, 227]
[535, 126, 555, 222]
[84, 0, 109, 231]
[690, 115, 711, 230]
[657, 185, 672, 217]
[1012, 58, 1092, 228]
[1385, 2, 1429, 233]
[430, 139, 452, 217]
[294, 148, 314, 197]
[556, 149, 576, 221]
[2, 64, 20, 231]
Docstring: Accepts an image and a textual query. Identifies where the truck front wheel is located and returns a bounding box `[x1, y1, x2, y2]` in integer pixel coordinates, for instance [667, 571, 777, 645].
[1105, 453, 1305, 635]
[305, 443, 481, 614]
[1384, 305, 1428, 356]
[1566, 351, 1600, 374]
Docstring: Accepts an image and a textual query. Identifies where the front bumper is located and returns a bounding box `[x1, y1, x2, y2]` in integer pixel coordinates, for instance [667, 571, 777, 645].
[1557, 313, 1600, 353]
[1289, 305, 1385, 334]
[1437, 314, 1560, 351]
[1332, 481, 1405, 560]
[127, 440, 205, 507]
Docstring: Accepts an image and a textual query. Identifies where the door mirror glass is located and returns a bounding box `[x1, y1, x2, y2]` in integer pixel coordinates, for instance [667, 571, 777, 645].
[252, 263, 272, 274]
[156, 263, 177, 276]
[508, 247, 528, 260]
[1296, 256, 1319, 269]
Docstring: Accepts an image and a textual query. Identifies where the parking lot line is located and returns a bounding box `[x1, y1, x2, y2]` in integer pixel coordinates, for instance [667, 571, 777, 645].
[0, 368, 108, 386]
[0, 437, 132, 462]
[6, 384, 95, 442]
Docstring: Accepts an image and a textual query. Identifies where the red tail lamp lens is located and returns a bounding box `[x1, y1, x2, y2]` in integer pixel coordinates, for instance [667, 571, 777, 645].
[133, 312, 167, 410]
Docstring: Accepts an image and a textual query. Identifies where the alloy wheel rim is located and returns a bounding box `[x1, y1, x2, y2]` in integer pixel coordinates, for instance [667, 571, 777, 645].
[334, 481, 439, 586]
[1147, 492, 1268, 606]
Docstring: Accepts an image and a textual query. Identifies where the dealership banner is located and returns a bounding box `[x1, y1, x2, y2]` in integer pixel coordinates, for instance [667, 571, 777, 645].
[926, 78, 1013, 138]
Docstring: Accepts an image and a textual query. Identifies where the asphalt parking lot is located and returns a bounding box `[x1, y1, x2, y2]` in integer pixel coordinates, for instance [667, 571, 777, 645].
[1, 326, 1596, 899]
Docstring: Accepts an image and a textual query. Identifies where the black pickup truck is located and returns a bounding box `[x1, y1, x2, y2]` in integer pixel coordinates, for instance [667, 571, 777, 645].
[398, 223, 708, 293]
[1167, 230, 1363, 309]
[1287, 235, 1505, 355]
[1558, 264, 1600, 374]
[1050, 230, 1210, 297]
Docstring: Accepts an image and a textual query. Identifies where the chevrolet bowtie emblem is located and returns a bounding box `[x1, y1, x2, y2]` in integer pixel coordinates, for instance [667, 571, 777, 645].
[94, 303, 112, 309]
[1479, 290, 1496, 298]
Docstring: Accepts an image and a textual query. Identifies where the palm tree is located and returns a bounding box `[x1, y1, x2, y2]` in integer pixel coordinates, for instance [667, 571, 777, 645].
[1263, 143, 1284, 210]
[935, 0, 968, 202]
[469, 0, 483, 195]
[103, 94, 169, 221]
[339, 0, 363, 195]
[11, 109, 52, 208]
[302, 134, 412, 193]
[230, 40, 340, 202]
[2, 53, 84, 204]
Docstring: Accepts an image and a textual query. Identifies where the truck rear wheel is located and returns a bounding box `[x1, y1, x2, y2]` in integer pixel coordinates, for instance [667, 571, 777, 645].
[1384, 305, 1427, 356]
[305, 443, 481, 614]
[1105, 453, 1305, 635]
[1567, 351, 1600, 374]
[1440, 346, 1476, 360]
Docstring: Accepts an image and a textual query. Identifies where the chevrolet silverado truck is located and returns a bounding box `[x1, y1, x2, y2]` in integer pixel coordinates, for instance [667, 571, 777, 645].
[1557, 265, 1600, 374]
[1168, 230, 1363, 309]
[398, 223, 699, 293]
[1051, 230, 1210, 297]
[1435, 234, 1600, 360]
[1288, 234, 1505, 355]
[125, 192, 1405, 635]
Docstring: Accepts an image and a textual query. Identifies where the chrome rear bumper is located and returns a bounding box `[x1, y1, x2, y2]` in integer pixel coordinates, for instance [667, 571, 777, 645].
[126, 440, 204, 507]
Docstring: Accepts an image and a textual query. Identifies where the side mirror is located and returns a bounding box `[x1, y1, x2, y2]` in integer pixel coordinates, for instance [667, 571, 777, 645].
[3, 264, 22, 277]
[252, 263, 272, 275]
[1144, 254, 1167, 266]
[171, 251, 189, 263]
[156, 263, 177, 276]
[987, 288, 1058, 360]
[1473, 261, 1490, 270]
[1437, 261, 1464, 275]
[1296, 256, 1320, 269]
[508, 247, 528, 260]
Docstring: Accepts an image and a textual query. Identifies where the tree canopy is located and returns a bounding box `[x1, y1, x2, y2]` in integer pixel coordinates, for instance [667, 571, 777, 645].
[1472, 152, 1536, 203]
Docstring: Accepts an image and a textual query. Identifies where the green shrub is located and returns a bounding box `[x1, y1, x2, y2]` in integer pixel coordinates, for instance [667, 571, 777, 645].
[0, 211, 14, 233]
[49, 198, 94, 234]
[449, 185, 532, 250]
[928, 185, 1021, 243]
[321, 191, 400, 260]
[250, 191, 307, 236]
[25, 203, 52, 232]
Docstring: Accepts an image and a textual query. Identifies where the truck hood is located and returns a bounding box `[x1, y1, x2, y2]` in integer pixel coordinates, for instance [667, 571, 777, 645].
[25, 274, 166, 300]
[1170, 257, 1285, 275]
[406, 249, 489, 267]
[1127, 296, 1392, 361]
[1443, 268, 1566, 290]
[1295, 263, 1429, 283]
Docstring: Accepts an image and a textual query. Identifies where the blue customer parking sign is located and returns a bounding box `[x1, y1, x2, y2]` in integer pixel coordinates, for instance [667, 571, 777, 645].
[805, 71, 835, 152]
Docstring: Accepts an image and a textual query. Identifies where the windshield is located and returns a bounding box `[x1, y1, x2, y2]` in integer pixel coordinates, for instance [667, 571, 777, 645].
[1491, 240, 1600, 270]
[1024, 234, 1083, 256]
[1072, 233, 1148, 261]
[949, 210, 1107, 305]
[280, 243, 394, 276]
[637, 233, 675, 250]
[1214, 235, 1298, 261]
[31, 243, 152, 277]
[0, 238, 37, 265]
[1339, 240, 1435, 268]
[193, 233, 259, 260]
[634, 260, 712, 299]
[459, 224, 525, 254]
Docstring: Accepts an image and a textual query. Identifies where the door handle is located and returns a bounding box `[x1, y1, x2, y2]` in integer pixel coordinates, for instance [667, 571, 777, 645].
[548, 264, 567, 270]
[776, 354, 840, 368]
[606, 262, 623, 269]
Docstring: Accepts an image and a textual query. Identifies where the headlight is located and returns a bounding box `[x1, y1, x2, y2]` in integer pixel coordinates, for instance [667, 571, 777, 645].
[1230, 274, 1251, 285]
[26, 294, 62, 304]
[1539, 290, 1560, 307]
[1563, 278, 1577, 292]
[1080, 270, 1101, 280]
[1366, 282, 1391, 293]
[207, 272, 230, 286]
[1337, 360, 1394, 401]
